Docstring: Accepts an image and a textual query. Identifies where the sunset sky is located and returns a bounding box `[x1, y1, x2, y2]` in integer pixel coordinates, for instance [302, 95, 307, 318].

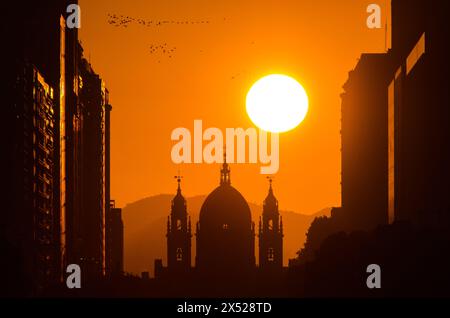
[79, 0, 389, 214]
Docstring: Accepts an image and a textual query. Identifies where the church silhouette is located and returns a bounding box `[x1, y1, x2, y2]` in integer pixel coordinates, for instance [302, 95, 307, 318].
[154, 155, 286, 296]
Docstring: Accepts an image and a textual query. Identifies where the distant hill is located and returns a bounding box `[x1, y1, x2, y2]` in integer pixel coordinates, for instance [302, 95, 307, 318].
[122, 194, 331, 276]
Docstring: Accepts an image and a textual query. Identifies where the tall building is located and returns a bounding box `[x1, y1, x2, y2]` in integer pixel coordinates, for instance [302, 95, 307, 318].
[78, 58, 111, 278]
[166, 176, 192, 274]
[4, 62, 58, 293]
[106, 200, 124, 276]
[339, 54, 392, 231]
[1, 1, 80, 294]
[259, 179, 283, 271]
[388, 0, 450, 225]
[338, 0, 450, 231]
[1, 2, 113, 294]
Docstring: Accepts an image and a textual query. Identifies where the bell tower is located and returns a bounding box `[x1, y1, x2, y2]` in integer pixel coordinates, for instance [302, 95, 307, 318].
[259, 177, 283, 271]
[167, 174, 191, 273]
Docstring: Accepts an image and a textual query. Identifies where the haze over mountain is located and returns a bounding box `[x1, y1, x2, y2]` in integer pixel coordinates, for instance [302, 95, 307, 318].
[122, 194, 331, 276]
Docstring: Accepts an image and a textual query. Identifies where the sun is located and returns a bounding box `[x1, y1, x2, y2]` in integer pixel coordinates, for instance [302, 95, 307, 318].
[246, 74, 309, 133]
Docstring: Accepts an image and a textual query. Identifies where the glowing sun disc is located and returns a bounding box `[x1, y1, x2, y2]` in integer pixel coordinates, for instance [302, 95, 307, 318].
[246, 74, 309, 133]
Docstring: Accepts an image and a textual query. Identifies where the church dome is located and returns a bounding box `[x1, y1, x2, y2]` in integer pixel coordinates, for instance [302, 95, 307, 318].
[199, 183, 252, 228]
[195, 153, 256, 275]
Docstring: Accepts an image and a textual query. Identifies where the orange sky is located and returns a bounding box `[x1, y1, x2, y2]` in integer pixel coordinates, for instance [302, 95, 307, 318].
[79, 0, 388, 214]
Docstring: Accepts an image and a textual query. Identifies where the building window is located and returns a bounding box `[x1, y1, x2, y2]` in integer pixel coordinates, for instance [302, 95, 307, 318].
[176, 219, 182, 230]
[222, 224, 229, 230]
[268, 248, 275, 261]
[176, 248, 183, 261]
[268, 219, 273, 231]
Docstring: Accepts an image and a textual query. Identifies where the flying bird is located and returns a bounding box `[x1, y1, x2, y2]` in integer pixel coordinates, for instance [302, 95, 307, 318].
[107, 13, 211, 28]
[148, 43, 177, 61]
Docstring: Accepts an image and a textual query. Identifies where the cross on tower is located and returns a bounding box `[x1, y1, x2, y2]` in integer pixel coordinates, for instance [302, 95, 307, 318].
[267, 176, 274, 189]
[174, 170, 183, 191]
[220, 147, 231, 185]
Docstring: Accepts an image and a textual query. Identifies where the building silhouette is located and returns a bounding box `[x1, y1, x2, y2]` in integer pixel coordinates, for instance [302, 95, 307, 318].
[1, 2, 115, 295]
[259, 178, 283, 271]
[2, 1, 80, 294]
[335, 0, 450, 232]
[285, 1, 450, 297]
[338, 53, 392, 231]
[154, 159, 284, 295]
[290, 1, 450, 279]
[388, 0, 450, 226]
[196, 155, 256, 278]
[77, 57, 112, 278]
[106, 200, 124, 276]
[166, 175, 192, 274]
[3, 62, 59, 293]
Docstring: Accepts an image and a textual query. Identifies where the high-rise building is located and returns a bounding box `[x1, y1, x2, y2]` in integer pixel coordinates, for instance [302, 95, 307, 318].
[338, 0, 450, 230]
[78, 58, 111, 278]
[106, 200, 124, 276]
[4, 62, 58, 293]
[339, 54, 392, 231]
[1, 2, 113, 294]
[388, 0, 450, 225]
[1, 1, 80, 294]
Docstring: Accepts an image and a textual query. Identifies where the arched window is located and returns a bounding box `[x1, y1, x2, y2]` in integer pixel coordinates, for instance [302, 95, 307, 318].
[176, 248, 183, 261]
[222, 224, 229, 230]
[176, 219, 182, 230]
[268, 219, 273, 231]
[268, 248, 275, 261]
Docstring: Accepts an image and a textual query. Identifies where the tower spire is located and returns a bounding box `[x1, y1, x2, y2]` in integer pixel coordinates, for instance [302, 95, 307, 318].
[220, 146, 231, 185]
[174, 170, 183, 194]
[267, 176, 273, 194]
[264, 176, 278, 209]
[259, 176, 283, 270]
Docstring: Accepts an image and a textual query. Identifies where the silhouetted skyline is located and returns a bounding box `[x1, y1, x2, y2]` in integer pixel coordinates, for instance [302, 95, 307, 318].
[1, 0, 450, 298]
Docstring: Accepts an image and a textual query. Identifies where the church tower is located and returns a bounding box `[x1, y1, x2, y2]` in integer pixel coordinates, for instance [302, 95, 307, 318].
[166, 174, 191, 273]
[259, 178, 283, 271]
[196, 152, 255, 277]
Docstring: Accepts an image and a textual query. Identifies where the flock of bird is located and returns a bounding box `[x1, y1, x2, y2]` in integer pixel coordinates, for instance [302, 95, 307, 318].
[106, 13, 239, 71]
[107, 13, 210, 28]
[149, 43, 177, 61]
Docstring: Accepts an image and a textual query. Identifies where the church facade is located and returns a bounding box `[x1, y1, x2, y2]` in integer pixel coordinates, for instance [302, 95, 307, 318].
[154, 158, 284, 293]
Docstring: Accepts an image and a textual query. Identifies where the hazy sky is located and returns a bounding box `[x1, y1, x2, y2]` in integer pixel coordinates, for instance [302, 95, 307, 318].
[79, 0, 388, 214]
